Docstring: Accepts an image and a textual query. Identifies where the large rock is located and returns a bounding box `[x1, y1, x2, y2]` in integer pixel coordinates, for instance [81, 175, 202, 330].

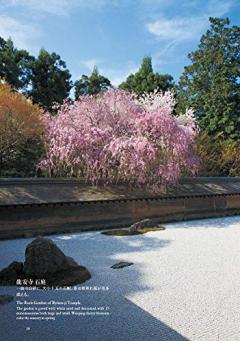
[0, 236, 91, 286]
[23, 236, 78, 276]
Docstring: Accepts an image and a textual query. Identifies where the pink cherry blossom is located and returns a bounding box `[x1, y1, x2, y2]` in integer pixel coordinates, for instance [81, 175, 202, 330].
[39, 89, 199, 190]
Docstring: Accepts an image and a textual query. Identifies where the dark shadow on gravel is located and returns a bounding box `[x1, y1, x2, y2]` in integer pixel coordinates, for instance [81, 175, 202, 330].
[0, 228, 189, 341]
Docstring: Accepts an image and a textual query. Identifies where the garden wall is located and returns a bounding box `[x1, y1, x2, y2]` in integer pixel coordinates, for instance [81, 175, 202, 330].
[0, 177, 240, 239]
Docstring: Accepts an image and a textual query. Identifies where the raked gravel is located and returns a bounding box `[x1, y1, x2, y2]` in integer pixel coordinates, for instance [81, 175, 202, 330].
[1, 216, 240, 341]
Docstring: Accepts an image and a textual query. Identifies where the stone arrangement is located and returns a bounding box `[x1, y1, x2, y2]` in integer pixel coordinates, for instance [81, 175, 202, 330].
[128, 218, 157, 233]
[0, 236, 91, 286]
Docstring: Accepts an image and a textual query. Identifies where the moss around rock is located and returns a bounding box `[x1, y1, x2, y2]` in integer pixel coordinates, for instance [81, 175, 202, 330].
[0, 237, 91, 287]
[102, 226, 165, 236]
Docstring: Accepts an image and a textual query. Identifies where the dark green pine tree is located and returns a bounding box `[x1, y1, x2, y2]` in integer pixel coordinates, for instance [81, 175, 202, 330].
[177, 17, 240, 140]
[74, 66, 111, 99]
[119, 56, 174, 95]
[27, 49, 72, 111]
[0, 37, 33, 91]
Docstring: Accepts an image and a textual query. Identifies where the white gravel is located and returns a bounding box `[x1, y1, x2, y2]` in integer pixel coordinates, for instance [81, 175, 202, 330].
[1, 216, 240, 340]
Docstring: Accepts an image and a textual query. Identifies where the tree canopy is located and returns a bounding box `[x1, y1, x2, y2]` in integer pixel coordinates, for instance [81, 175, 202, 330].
[0, 37, 33, 91]
[0, 37, 72, 111]
[119, 57, 174, 95]
[27, 49, 72, 111]
[40, 89, 199, 188]
[177, 17, 240, 140]
[0, 82, 44, 176]
[74, 66, 111, 99]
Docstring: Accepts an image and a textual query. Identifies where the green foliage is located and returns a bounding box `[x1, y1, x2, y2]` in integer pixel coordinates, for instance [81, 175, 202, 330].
[197, 133, 240, 176]
[74, 66, 111, 99]
[0, 137, 44, 177]
[27, 49, 72, 111]
[0, 36, 72, 111]
[0, 36, 5, 49]
[177, 17, 240, 140]
[119, 56, 174, 95]
[0, 38, 33, 91]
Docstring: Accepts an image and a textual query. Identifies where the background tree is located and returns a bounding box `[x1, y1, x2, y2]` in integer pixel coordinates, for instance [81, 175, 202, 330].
[177, 17, 240, 140]
[27, 49, 72, 111]
[197, 132, 240, 176]
[0, 37, 33, 91]
[0, 82, 44, 176]
[119, 56, 174, 95]
[74, 66, 111, 99]
[0, 36, 5, 49]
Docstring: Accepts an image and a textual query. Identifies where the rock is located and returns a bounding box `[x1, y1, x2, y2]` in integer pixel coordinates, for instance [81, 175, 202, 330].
[111, 262, 133, 269]
[66, 256, 79, 268]
[23, 236, 79, 276]
[0, 236, 91, 287]
[45, 265, 91, 286]
[129, 218, 156, 233]
[0, 295, 14, 304]
[0, 261, 23, 284]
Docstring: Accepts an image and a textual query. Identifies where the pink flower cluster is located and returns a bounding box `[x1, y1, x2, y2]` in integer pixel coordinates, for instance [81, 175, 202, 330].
[40, 89, 199, 189]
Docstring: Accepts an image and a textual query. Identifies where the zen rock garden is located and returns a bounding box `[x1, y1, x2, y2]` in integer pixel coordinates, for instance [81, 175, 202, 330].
[0, 218, 165, 289]
[102, 218, 165, 236]
[0, 236, 91, 287]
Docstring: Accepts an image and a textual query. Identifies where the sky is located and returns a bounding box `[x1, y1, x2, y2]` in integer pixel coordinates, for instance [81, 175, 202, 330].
[0, 0, 239, 86]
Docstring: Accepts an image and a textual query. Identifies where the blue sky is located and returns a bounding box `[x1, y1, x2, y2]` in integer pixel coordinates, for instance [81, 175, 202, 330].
[0, 0, 239, 85]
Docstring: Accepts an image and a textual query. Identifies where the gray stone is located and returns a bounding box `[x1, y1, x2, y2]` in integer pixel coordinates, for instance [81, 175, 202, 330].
[66, 256, 79, 268]
[0, 295, 14, 304]
[111, 262, 133, 269]
[129, 218, 156, 233]
[23, 236, 79, 276]
[0, 237, 91, 287]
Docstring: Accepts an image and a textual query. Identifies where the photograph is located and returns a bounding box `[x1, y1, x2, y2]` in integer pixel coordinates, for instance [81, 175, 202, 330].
[0, 0, 240, 340]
